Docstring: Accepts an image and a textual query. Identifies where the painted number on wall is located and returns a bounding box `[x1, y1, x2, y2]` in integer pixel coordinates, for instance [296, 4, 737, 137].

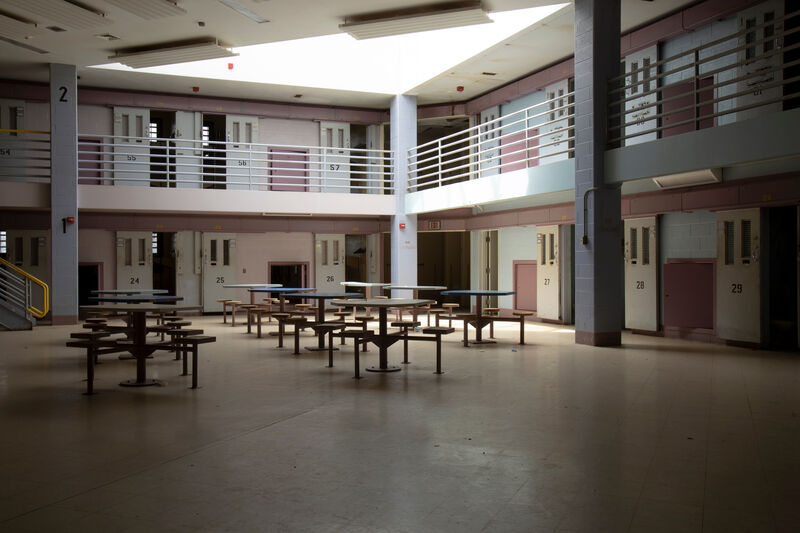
[731, 283, 743, 294]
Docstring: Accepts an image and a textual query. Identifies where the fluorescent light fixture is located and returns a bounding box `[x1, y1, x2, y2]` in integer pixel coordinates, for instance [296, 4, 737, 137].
[102, 0, 186, 20]
[3, 0, 111, 30]
[340, 3, 491, 40]
[217, 0, 269, 23]
[261, 212, 313, 217]
[0, 13, 43, 41]
[652, 168, 721, 189]
[109, 40, 237, 69]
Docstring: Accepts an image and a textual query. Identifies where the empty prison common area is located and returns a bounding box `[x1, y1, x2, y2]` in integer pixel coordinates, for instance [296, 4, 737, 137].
[1, 1, 799, 532]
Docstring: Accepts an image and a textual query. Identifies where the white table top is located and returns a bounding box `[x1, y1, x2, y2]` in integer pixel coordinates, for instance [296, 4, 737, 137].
[339, 282, 391, 288]
[384, 285, 447, 291]
[80, 303, 202, 312]
[90, 289, 168, 295]
[223, 284, 283, 289]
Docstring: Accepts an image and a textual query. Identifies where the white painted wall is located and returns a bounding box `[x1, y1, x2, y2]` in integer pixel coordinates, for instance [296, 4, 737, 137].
[259, 118, 318, 146]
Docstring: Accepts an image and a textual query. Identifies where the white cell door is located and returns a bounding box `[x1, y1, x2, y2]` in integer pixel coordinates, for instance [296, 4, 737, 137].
[6, 230, 49, 309]
[175, 231, 201, 306]
[225, 115, 259, 190]
[536, 225, 560, 320]
[623, 45, 658, 145]
[737, 1, 784, 122]
[202, 233, 237, 312]
[624, 217, 659, 331]
[116, 231, 153, 290]
[174, 111, 202, 189]
[540, 80, 572, 164]
[113, 107, 150, 187]
[314, 233, 346, 292]
[320, 122, 350, 193]
[479, 106, 500, 178]
[716, 208, 762, 343]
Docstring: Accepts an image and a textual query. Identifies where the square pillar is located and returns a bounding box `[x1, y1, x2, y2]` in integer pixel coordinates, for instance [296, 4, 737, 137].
[49, 64, 79, 325]
[390, 94, 418, 295]
[573, 0, 623, 345]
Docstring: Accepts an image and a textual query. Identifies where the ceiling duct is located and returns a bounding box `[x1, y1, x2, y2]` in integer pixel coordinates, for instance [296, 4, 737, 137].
[109, 39, 237, 69]
[0, 13, 44, 41]
[101, 0, 186, 20]
[651, 168, 722, 189]
[3, 0, 111, 30]
[340, 2, 491, 40]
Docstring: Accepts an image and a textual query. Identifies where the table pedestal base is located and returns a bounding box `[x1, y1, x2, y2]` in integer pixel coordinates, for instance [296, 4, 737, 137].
[366, 365, 401, 373]
[306, 346, 339, 352]
[471, 339, 496, 345]
[119, 379, 160, 387]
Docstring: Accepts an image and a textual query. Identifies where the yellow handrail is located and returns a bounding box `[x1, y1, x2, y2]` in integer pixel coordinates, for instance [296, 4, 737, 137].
[0, 128, 50, 135]
[0, 257, 49, 319]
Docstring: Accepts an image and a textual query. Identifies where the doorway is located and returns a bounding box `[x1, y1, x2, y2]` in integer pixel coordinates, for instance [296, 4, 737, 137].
[153, 232, 177, 295]
[768, 206, 798, 348]
[78, 263, 101, 320]
[149, 110, 176, 187]
[270, 262, 308, 288]
[345, 235, 367, 289]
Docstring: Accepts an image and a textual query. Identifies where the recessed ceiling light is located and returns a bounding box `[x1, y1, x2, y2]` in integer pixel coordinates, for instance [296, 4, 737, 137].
[217, 0, 269, 23]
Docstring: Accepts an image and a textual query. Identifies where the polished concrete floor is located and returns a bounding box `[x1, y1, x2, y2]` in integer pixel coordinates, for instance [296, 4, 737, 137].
[0, 316, 798, 533]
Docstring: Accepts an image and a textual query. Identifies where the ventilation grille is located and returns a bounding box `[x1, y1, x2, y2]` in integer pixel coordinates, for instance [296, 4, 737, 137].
[109, 40, 237, 69]
[4, 0, 111, 30]
[102, 0, 186, 20]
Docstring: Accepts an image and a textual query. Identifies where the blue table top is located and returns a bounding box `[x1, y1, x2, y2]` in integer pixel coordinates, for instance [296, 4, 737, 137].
[248, 287, 313, 294]
[88, 295, 182, 303]
[441, 290, 515, 296]
[286, 291, 362, 299]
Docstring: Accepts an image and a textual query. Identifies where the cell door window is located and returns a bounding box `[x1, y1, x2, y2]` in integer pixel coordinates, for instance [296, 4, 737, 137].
[641, 227, 650, 265]
[29, 238, 39, 267]
[0, 230, 6, 255]
[14, 237, 23, 265]
[124, 239, 132, 266]
[630, 227, 638, 263]
[138, 239, 146, 266]
[210, 240, 218, 266]
[223, 239, 231, 266]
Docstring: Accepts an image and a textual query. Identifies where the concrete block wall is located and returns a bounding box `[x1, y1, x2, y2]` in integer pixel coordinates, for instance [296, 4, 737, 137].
[660, 211, 717, 260]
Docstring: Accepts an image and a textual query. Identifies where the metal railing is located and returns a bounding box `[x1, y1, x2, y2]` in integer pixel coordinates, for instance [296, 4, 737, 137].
[0, 129, 51, 183]
[408, 92, 575, 192]
[608, 7, 800, 146]
[77, 135, 394, 194]
[0, 257, 49, 319]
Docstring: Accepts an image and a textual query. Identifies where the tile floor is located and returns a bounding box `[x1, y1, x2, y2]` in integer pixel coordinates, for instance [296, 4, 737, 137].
[0, 316, 798, 532]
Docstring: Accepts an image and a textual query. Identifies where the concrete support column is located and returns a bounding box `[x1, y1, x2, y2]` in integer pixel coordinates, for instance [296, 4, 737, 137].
[573, 0, 623, 346]
[390, 94, 418, 296]
[49, 64, 79, 325]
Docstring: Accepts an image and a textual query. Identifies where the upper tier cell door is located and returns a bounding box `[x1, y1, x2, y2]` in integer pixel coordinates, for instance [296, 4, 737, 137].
[225, 115, 260, 190]
[113, 107, 150, 187]
[320, 122, 350, 193]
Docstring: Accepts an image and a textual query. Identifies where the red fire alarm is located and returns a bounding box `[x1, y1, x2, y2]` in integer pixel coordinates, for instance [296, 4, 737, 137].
[456, 85, 464, 92]
[399, 223, 406, 229]
[192, 86, 200, 93]
[228, 63, 234, 70]
[66, 216, 75, 224]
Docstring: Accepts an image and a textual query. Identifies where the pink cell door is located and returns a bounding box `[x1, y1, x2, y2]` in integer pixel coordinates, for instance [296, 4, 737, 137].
[663, 261, 715, 329]
[269, 149, 308, 191]
[513, 260, 537, 311]
[661, 77, 715, 138]
[500, 128, 539, 173]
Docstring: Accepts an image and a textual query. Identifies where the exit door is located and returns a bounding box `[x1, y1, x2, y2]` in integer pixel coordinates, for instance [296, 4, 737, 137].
[116, 231, 153, 289]
[113, 107, 150, 187]
[716, 208, 762, 343]
[315, 233, 345, 292]
[320, 122, 350, 193]
[226, 115, 259, 190]
[624, 216, 659, 331]
[537, 225, 560, 320]
[202, 233, 237, 312]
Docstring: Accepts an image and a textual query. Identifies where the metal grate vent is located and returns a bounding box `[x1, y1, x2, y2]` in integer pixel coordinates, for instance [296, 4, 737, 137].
[4, 0, 111, 30]
[0, 12, 43, 41]
[102, 0, 186, 20]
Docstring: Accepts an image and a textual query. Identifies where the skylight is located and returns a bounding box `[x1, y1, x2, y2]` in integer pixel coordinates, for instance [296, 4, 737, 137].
[92, 4, 568, 95]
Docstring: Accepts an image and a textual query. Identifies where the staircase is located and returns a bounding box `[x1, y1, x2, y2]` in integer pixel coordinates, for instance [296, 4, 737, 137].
[0, 257, 48, 331]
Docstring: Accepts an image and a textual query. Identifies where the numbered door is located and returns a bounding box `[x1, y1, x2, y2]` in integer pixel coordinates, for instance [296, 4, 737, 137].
[320, 122, 350, 193]
[623, 45, 658, 145]
[716, 208, 762, 343]
[113, 107, 150, 186]
[175, 231, 201, 306]
[536, 225, 560, 320]
[174, 111, 203, 189]
[540, 79, 573, 164]
[624, 217, 659, 331]
[737, 1, 783, 122]
[315, 234, 346, 292]
[116, 231, 153, 289]
[6, 230, 49, 312]
[479, 106, 500, 178]
[225, 115, 259, 190]
[202, 233, 237, 312]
